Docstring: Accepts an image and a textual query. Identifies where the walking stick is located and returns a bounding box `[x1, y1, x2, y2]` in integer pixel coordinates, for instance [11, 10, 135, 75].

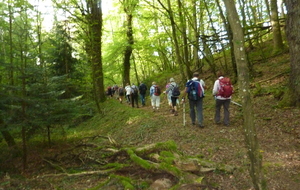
[231, 100, 242, 107]
[182, 98, 186, 127]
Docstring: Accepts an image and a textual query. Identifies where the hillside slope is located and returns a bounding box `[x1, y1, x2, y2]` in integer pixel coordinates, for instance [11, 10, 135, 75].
[1, 52, 299, 190]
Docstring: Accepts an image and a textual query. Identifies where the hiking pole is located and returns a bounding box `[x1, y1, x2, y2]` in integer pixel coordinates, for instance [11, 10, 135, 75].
[231, 100, 242, 107]
[182, 98, 186, 127]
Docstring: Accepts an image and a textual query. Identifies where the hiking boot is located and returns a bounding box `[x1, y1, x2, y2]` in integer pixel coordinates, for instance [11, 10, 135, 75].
[174, 111, 178, 116]
[198, 124, 204, 128]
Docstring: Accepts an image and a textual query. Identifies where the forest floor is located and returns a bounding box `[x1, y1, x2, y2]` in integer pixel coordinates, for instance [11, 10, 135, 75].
[1, 53, 300, 190]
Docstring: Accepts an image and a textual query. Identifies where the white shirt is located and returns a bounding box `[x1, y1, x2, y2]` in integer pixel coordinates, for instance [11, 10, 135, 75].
[125, 85, 132, 95]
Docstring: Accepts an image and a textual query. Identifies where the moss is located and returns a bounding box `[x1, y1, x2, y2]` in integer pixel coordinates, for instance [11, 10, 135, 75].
[156, 140, 177, 151]
[159, 151, 176, 165]
[126, 148, 153, 170]
[159, 162, 182, 177]
[87, 178, 110, 190]
[110, 174, 135, 190]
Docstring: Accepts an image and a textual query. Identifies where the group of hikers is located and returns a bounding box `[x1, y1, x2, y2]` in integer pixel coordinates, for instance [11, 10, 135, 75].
[106, 71, 233, 128]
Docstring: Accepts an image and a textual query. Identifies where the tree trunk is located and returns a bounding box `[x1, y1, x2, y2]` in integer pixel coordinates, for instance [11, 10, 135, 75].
[270, 0, 284, 54]
[215, 0, 237, 79]
[157, 0, 184, 75]
[223, 0, 266, 189]
[285, 0, 300, 106]
[177, 0, 188, 80]
[191, 0, 200, 78]
[122, 0, 137, 85]
[123, 14, 133, 85]
[88, 0, 105, 106]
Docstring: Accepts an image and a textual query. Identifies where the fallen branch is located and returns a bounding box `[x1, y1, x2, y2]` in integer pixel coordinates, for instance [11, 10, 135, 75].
[42, 158, 68, 173]
[37, 168, 116, 178]
[256, 71, 289, 84]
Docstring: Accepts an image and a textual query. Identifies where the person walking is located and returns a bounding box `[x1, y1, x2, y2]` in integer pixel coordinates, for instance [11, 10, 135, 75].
[182, 72, 206, 128]
[125, 83, 131, 104]
[149, 82, 161, 112]
[212, 71, 233, 126]
[165, 82, 173, 111]
[106, 86, 113, 98]
[166, 78, 180, 116]
[131, 83, 139, 108]
[139, 82, 147, 106]
[118, 85, 125, 103]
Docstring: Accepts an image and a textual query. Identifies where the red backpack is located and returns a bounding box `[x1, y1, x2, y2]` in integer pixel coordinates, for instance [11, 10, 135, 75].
[154, 85, 161, 96]
[217, 77, 233, 98]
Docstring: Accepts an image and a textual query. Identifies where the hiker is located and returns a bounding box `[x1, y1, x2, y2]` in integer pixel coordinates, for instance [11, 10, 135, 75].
[106, 86, 113, 98]
[182, 72, 206, 128]
[212, 71, 233, 126]
[118, 85, 125, 103]
[149, 82, 161, 112]
[125, 83, 132, 104]
[131, 83, 139, 108]
[139, 82, 147, 106]
[165, 82, 173, 110]
[166, 78, 179, 116]
[112, 84, 119, 99]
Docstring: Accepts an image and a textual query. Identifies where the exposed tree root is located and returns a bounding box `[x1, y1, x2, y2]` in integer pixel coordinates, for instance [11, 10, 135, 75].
[38, 137, 235, 189]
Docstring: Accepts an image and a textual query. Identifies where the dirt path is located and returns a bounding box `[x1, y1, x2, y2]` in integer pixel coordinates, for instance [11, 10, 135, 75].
[130, 92, 300, 190]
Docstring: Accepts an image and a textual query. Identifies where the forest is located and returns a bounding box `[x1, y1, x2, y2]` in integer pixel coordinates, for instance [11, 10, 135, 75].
[0, 0, 299, 189]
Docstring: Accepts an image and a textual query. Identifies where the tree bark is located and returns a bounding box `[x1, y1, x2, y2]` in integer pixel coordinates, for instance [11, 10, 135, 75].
[191, 0, 200, 78]
[223, 0, 266, 189]
[285, 0, 300, 106]
[123, 14, 133, 85]
[270, 0, 284, 54]
[88, 0, 105, 105]
[177, 0, 188, 80]
[157, 0, 184, 75]
[121, 0, 137, 85]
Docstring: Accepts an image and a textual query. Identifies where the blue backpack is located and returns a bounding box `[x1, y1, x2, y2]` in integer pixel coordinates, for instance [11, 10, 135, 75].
[187, 80, 204, 100]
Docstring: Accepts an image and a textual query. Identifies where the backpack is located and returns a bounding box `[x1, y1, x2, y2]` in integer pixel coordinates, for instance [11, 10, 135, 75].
[187, 80, 204, 100]
[139, 83, 147, 94]
[217, 77, 233, 98]
[154, 85, 161, 96]
[171, 84, 180, 97]
[119, 87, 124, 96]
[132, 86, 138, 95]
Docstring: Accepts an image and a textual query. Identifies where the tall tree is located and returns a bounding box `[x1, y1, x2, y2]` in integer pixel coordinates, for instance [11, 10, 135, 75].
[157, 0, 184, 76]
[223, 0, 266, 189]
[270, 0, 284, 54]
[285, 0, 300, 106]
[88, 0, 105, 104]
[121, 0, 138, 85]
